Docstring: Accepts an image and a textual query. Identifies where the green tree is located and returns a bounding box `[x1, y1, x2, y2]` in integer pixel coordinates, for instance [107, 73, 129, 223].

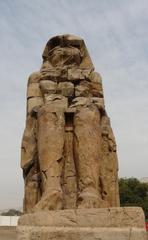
[1, 209, 22, 216]
[119, 178, 148, 218]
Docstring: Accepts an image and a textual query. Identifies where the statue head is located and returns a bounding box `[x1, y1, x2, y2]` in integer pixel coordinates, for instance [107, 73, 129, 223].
[42, 34, 94, 70]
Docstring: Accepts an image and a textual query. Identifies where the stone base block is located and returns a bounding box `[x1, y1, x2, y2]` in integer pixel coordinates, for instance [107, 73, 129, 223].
[17, 226, 146, 240]
[17, 207, 147, 240]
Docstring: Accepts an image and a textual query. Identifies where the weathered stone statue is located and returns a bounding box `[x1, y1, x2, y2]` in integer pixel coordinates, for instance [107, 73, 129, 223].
[18, 35, 147, 240]
[21, 34, 119, 213]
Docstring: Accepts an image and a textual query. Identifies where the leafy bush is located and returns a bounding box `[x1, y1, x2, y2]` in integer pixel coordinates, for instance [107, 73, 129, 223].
[119, 178, 148, 218]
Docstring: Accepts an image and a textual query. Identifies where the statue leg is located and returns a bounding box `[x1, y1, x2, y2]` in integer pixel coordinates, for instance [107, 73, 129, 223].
[33, 105, 65, 211]
[74, 105, 105, 208]
[21, 116, 40, 213]
[23, 162, 41, 213]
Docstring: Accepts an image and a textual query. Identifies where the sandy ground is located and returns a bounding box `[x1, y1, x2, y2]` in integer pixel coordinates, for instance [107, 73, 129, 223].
[0, 227, 16, 240]
[0, 226, 147, 240]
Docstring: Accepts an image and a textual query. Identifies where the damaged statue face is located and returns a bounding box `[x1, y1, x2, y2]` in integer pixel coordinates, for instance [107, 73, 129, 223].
[48, 46, 82, 67]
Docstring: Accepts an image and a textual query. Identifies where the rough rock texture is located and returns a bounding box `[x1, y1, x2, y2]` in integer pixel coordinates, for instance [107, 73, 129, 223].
[19, 34, 147, 240]
[18, 207, 145, 228]
[21, 34, 119, 212]
[17, 227, 147, 240]
[17, 207, 147, 240]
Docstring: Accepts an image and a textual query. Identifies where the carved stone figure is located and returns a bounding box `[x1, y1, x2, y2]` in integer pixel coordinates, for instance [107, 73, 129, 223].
[21, 34, 119, 213]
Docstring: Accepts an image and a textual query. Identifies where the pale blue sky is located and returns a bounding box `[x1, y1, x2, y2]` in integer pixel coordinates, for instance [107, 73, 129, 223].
[0, 0, 148, 209]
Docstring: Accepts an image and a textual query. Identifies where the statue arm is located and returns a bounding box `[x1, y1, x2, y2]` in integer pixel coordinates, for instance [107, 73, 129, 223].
[89, 71, 104, 98]
[27, 72, 43, 115]
[89, 71, 105, 111]
[21, 72, 43, 171]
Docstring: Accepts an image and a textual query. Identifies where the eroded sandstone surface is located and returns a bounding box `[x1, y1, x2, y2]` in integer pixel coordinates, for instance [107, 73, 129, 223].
[21, 34, 119, 213]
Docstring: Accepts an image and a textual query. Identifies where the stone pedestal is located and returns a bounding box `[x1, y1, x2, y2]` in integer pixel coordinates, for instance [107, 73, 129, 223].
[17, 207, 147, 240]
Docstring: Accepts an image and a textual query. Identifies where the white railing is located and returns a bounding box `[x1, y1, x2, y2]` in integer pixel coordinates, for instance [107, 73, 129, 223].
[0, 216, 19, 226]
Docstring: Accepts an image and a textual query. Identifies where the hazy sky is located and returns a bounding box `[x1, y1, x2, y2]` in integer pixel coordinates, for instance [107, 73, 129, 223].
[0, 0, 148, 209]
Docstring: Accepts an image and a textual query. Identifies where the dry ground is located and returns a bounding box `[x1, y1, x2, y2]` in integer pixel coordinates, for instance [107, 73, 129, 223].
[0, 227, 16, 240]
[0, 226, 148, 240]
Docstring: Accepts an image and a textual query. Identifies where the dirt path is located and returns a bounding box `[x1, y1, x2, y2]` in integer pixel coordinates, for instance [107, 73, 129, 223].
[0, 227, 16, 240]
